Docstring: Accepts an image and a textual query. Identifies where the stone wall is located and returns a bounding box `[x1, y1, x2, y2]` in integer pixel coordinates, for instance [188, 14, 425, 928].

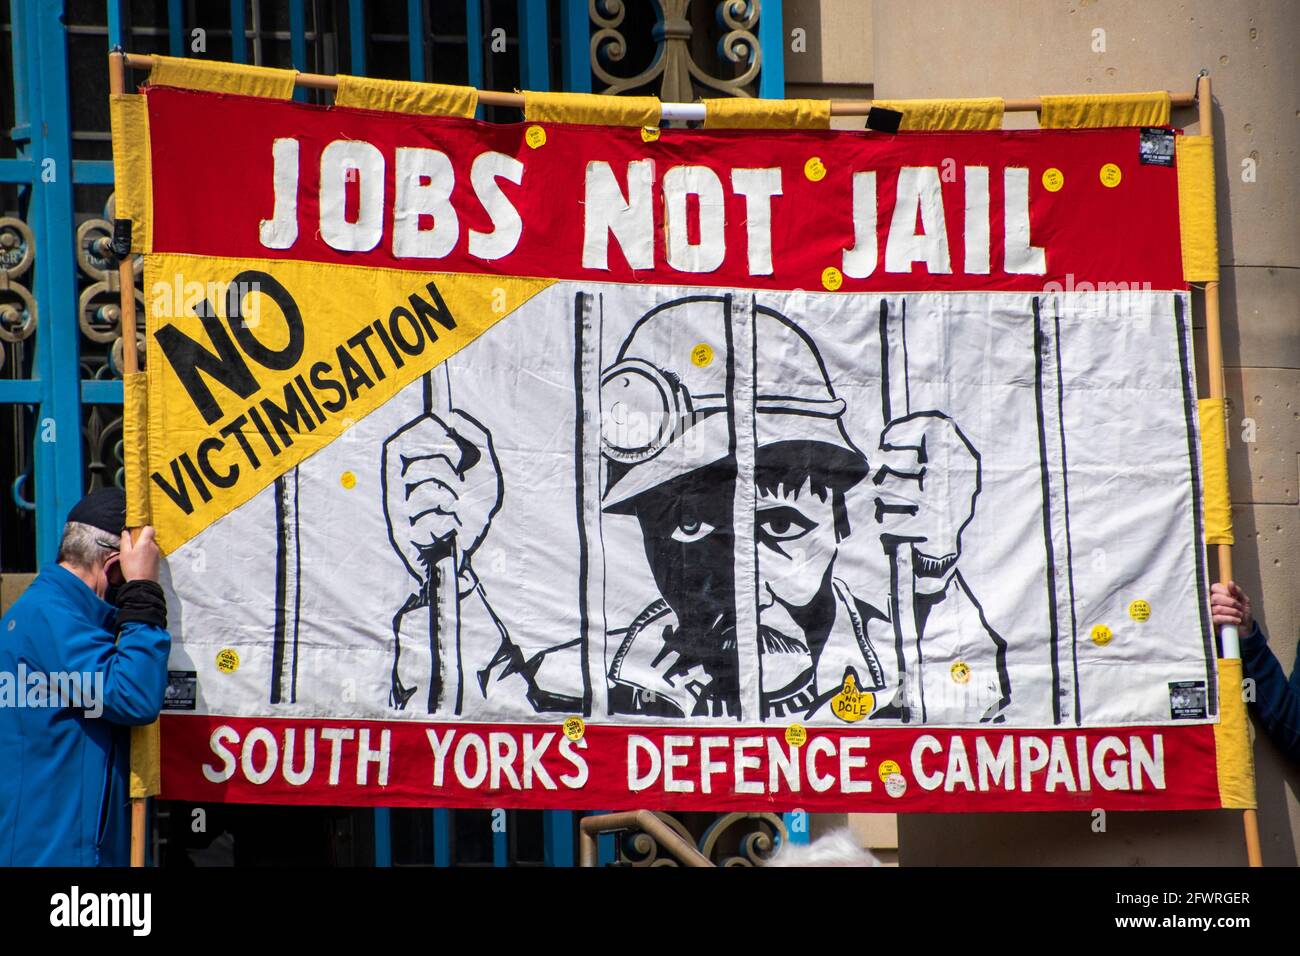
[785, 0, 1299, 865]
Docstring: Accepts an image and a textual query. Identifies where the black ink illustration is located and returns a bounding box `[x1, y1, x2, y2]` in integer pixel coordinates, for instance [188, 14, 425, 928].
[373, 292, 1010, 723]
[270, 468, 301, 705]
[600, 296, 1010, 723]
[874, 300, 1010, 724]
[380, 371, 581, 715]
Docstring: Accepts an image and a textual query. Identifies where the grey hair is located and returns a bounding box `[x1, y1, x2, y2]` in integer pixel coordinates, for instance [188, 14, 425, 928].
[763, 828, 882, 868]
[57, 521, 119, 569]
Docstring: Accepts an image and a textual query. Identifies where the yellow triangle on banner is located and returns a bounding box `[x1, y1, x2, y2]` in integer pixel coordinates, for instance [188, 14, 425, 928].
[138, 253, 555, 554]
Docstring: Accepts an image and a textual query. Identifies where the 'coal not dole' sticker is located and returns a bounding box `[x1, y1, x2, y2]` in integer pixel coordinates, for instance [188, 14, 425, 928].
[830, 672, 873, 722]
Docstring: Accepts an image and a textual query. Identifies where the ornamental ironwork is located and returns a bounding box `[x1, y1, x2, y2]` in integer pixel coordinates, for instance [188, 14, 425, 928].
[590, 0, 763, 101]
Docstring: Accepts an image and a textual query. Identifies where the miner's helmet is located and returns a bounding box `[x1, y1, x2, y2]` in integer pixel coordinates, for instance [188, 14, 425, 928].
[600, 298, 868, 512]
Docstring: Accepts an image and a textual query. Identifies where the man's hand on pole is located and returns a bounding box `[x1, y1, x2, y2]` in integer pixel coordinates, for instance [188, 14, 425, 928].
[119, 526, 160, 583]
[1210, 581, 1255, 636]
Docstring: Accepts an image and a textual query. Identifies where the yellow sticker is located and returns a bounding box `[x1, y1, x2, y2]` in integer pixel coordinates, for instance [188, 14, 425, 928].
[340, 471, 357, 490]
[830, 672, 874, 722]
[1091, 624, 1114, 646]
[525, 125, 547, 149]
[216, 648, 240, 674]
[804, 157, 827, 181]
[1128, 600, 1151, 622]
[562, 716, 585, 741]
[951, 661, 971, 684]
[878, 759, 902, 783]
[640, 126, 661, 143]
[821, 266, 843, 291]
[1099, 163, 1123, 187]
[1042, 167, 1064, 192]
[785, 724, 807, 748]
[691, 342, 714, 367]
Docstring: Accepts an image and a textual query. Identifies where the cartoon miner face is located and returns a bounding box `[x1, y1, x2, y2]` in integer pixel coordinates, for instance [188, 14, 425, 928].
[601, 300, 868, 683]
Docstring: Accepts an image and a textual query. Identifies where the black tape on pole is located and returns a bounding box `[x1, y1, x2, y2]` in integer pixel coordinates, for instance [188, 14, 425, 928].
[866, 107, 903, 133]
[111, 219, 133, 259]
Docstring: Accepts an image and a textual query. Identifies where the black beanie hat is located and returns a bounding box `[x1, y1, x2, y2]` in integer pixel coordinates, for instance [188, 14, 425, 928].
[66, 487, 127, 537]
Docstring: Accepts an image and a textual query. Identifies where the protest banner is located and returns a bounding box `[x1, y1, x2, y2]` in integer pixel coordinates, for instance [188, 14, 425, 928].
[111, 58, 1250, 815]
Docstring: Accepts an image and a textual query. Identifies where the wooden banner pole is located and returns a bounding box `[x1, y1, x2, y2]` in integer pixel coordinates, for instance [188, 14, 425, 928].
[1195, 73, 1264, 868]
[109, 50, 149, 870]
[109, 55, 139, 378]
[115, 51, 1195, 117]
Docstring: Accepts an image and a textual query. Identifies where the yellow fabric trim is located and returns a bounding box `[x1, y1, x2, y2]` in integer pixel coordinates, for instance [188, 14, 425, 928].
[335, 75, 478, 118]
[143, 255, 556, 554]
[1214, 659, 1257, 809]
[1199, 397, 1233, 545]
[522, 91, 660, 127]
[124, 371, 150, 528]
[148, 54, 296, 99]
[1039, 91, 1171, 128]
[129, 720, 161, 798]
[144, 101, 153, 253]
[109, 94, 151, 254]
[1177, 135, 1220, 282]
[871, 97, 1004, 131]
[703, 98, 831, 130]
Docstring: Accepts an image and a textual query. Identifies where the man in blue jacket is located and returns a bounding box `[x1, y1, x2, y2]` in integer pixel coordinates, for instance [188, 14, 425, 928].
[0, 487, 170, 866]
[1211, 580, 1300, 763]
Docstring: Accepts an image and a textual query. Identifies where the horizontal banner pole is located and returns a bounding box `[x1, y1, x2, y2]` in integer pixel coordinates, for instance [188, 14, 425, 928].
[117, 52, 1195, 118]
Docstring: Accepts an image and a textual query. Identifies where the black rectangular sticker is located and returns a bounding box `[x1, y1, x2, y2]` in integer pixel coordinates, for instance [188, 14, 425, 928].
[1169, 680, 1208, 719]
[164, 670, 197, 711]
[1140, 127, 1176, 167]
